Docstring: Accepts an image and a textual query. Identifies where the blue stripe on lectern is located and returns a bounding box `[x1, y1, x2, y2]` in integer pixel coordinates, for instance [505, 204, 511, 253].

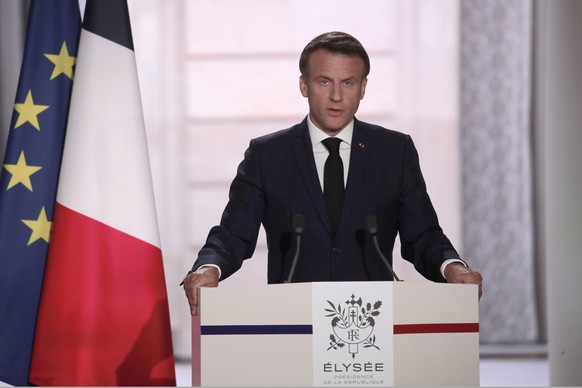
[201, 325, 313, 335]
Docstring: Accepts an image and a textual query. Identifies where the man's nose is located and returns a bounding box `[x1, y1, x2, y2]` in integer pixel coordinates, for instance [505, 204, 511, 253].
[330, 84, 342, 101]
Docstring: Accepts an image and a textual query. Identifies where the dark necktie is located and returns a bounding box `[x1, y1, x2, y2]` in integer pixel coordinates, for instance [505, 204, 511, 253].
[322, 137, 344, 233]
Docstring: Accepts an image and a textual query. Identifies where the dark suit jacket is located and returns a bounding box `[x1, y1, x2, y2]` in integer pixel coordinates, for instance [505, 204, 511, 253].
[194, 117, 460, 283]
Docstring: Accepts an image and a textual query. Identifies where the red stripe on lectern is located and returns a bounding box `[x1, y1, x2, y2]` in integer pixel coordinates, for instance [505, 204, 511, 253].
[394, 323, 479, 335]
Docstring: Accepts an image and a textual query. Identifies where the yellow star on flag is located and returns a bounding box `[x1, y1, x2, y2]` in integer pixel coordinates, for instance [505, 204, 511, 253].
[3, 151, 42, 191]
[13, 90, 49, 131]
[22, 207, 52, 245]
[44, 41, 77, 80]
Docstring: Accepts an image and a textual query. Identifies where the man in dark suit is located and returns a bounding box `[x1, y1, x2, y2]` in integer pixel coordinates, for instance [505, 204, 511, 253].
[183, 31, 483, 315]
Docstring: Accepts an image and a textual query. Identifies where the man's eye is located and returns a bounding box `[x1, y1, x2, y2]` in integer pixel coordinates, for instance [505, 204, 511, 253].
[320, 79, 329, 85]
[343, 80, 353, 86]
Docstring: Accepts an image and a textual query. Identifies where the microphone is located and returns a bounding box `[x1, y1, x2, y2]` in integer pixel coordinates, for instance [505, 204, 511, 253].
[285, 214, 305, 283]
[365, 215, 402, 281]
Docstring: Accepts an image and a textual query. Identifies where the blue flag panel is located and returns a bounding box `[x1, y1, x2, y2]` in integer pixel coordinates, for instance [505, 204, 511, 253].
[0, 1, 80, 385]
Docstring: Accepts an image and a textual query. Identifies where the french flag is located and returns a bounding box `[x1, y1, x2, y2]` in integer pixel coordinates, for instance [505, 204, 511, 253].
[29, 0, 176, 385]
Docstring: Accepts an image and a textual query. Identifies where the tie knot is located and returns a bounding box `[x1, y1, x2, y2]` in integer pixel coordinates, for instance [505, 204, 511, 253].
[322, 137, 342, 155]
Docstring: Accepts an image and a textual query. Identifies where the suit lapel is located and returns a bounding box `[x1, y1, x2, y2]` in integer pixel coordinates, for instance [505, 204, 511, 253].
[292, 119, 333, 234]
[339, 119, 371, 231]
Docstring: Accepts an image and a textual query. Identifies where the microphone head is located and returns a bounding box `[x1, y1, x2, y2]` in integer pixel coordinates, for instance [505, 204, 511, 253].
[293, 214, 305, 234]
[365, 215, 378, 234]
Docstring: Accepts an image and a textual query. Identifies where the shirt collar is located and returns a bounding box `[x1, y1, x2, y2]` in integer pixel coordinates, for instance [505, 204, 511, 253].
[307, 115, 354, 147]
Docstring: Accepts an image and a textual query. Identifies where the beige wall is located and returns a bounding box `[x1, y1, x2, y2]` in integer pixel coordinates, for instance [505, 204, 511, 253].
[129, 0, 460, 359]
[542, 0, 582, 385]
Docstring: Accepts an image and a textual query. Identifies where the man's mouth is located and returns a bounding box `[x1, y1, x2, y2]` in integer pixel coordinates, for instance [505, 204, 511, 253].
[328, 108, 343, 116]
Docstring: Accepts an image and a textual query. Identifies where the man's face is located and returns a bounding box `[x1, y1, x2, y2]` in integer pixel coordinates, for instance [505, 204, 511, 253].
[299, 49, 367, 136]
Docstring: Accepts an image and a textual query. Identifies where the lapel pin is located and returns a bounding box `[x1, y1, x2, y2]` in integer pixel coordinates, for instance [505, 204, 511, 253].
[358, 143, 365, 148]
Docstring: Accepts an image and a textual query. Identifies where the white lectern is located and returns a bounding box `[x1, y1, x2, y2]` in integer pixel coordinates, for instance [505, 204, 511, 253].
[192, 281, 479, 387]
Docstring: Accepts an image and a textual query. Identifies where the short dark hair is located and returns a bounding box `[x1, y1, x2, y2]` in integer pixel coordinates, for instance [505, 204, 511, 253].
[299, 31, 370, 78]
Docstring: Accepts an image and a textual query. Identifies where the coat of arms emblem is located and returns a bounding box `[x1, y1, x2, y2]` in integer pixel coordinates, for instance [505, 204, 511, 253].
[325, 294, 382, 358]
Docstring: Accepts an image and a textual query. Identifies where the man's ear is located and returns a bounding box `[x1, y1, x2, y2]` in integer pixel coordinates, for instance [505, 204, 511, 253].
[360, 77, 368, 100]
[299, 75, 309, 97]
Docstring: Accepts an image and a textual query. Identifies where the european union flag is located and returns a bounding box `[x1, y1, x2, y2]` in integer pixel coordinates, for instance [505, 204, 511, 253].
[0, 1, 80, 385]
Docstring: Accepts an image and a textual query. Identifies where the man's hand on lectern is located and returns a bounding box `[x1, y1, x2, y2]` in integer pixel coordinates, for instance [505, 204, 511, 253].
[183, 266, 220, 315]
[444, 262, 483, 300]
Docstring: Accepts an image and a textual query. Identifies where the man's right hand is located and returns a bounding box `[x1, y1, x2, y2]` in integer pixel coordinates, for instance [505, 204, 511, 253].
[182, 266, 220, 316]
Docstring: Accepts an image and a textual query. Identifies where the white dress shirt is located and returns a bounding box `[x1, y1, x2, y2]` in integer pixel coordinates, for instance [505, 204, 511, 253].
[307, 116, 352, 190]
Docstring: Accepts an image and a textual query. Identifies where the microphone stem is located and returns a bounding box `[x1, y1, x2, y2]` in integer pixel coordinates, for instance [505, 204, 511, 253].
[286, 234, 301, 283]
[372, 234, 401, 281]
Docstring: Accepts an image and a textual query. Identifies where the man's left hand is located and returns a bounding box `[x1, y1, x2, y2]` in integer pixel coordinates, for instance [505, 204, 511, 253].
[444, 262, 483, 300]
